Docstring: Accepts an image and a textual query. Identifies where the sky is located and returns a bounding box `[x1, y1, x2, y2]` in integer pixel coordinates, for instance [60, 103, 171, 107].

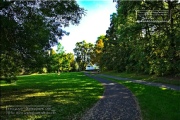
[56, 0, 117, 53]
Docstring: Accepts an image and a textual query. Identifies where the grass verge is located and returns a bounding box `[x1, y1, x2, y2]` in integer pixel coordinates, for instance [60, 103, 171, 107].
[100, 76, 180, 120]
[102, 71, 180, 86]
[0, 72, 103, 120]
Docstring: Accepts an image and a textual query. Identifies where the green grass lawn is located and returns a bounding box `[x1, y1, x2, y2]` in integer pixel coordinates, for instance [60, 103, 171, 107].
[102, 71, 180, 86]
[0, 72, 104, 120]
[99, 76, 180, 120]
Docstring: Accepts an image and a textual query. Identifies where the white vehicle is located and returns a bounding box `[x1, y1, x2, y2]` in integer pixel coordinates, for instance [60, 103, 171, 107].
[85, 63, 99, 71]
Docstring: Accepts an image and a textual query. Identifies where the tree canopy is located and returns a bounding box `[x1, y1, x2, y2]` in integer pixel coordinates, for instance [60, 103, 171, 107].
[73, 40, 94, 71]
[0, 0, 85, 81]
[46, 43, 76, 73]
[91, 35, 106, 65]
[100, 0, 179, 76]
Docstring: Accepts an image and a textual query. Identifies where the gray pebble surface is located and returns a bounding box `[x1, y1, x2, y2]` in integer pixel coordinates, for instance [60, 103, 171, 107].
[81, 73, 142, 120]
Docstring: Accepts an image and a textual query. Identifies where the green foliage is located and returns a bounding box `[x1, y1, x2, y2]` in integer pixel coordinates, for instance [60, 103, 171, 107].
[0, 1, 85, 81]
[91, 35, 105, 65]
[73, 40, 94, 70]
[56, 42, 65, 54]
[46, 43, 76, 73]
[100, 1, 179, 76]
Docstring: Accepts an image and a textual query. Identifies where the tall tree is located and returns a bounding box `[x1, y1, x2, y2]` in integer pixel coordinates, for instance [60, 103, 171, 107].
[0, 0, 85, 81]
[91, 35, 105, 65]
[73, 40, 94, 70]
[46, 43, 76, 73]
[101, 0, 179, 76]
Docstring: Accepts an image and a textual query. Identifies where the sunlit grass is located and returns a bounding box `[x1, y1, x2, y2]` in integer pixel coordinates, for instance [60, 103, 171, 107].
[0, 72, 104, 120]
[100, 76, 180, 120]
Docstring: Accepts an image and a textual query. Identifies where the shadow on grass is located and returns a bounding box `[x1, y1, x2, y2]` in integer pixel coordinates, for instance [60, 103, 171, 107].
[0, 72, 104, 120]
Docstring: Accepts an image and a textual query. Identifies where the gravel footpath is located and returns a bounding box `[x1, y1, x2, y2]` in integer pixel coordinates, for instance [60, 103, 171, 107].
[81, 73, 142, 120]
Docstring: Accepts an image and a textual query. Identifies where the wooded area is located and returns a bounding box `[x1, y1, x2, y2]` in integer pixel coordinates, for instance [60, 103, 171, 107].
[75, 1, 180, 77]
[1, 0, 179, 82]
[0, 0, 85, 81]
[100, 1, 179, 76]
